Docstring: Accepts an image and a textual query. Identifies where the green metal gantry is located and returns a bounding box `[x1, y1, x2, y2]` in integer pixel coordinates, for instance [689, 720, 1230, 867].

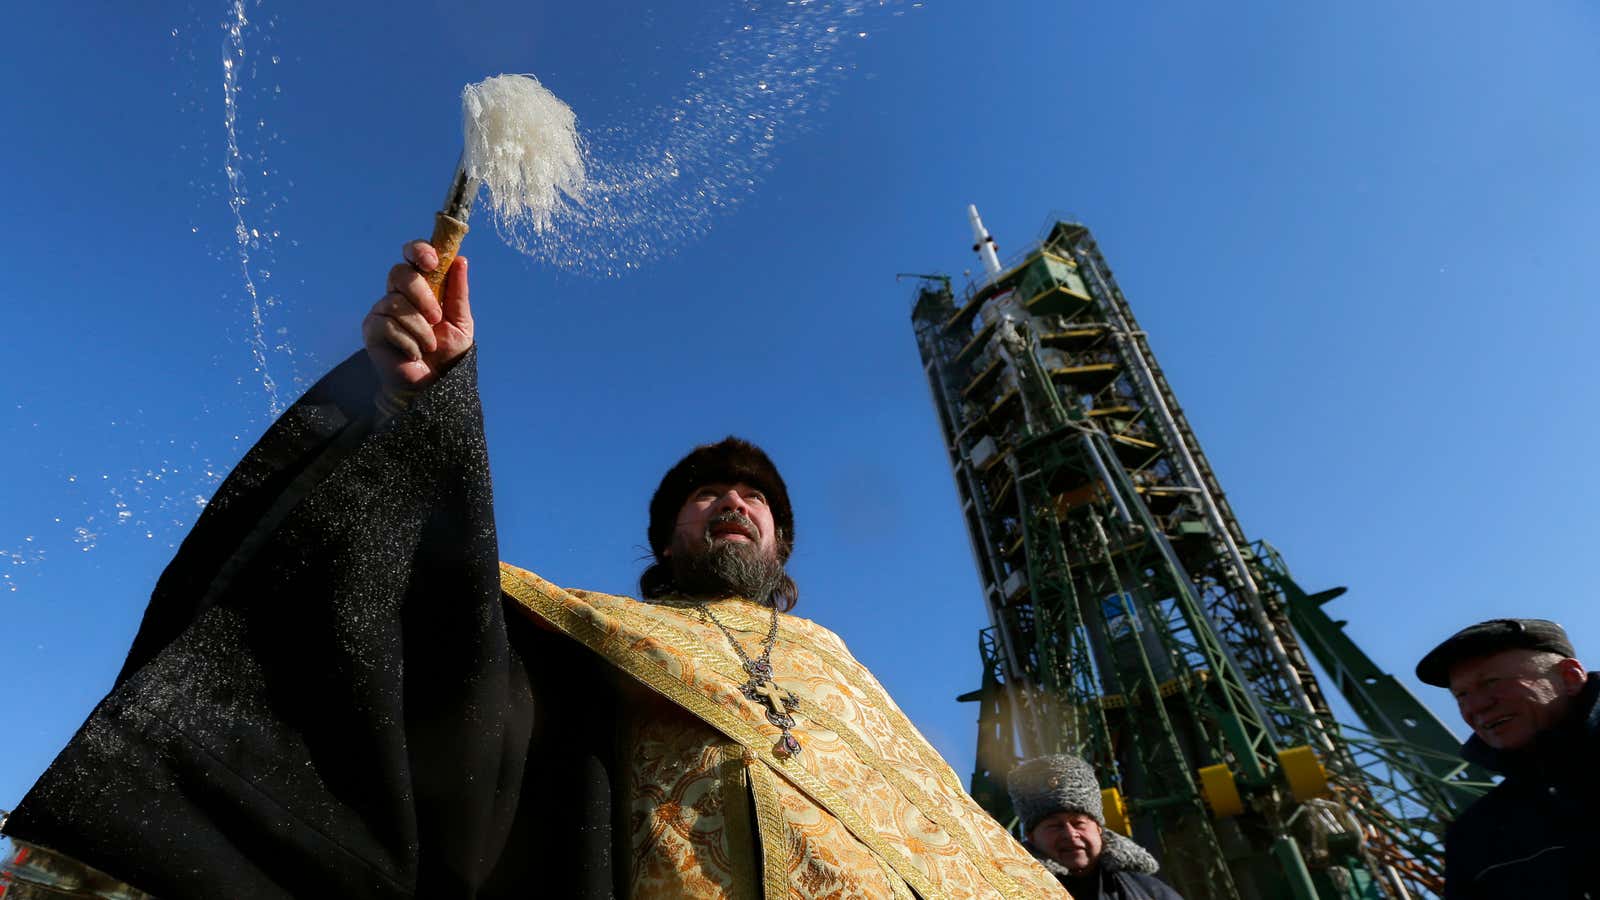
[912, 220, 1492, 899]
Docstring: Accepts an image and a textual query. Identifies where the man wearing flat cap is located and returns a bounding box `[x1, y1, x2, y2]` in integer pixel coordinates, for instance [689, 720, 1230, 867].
[1008, 754, 1184, 900]
[2, 244, 1067, 898]
[1416, 617, 1600, 898]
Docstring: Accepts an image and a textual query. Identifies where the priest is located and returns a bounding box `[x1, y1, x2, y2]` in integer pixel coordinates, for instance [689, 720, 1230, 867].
[2, 243, 1065, 899]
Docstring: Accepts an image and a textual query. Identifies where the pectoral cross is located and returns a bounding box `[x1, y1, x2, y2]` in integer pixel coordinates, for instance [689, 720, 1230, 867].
[752, 679, 792, 716]
[740, 675, 802, 758]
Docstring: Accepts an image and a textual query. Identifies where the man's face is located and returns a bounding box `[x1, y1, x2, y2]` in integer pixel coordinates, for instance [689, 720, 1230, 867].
[1448, 649, 1584, 751]
[1030, 811, 1103, 873]
[664, 482, 781, 599]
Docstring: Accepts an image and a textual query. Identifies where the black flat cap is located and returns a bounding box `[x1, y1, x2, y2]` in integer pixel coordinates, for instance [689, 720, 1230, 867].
[1415, 618, 1576, 687]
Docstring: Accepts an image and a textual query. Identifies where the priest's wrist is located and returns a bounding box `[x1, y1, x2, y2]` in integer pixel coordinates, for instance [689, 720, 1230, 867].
[373, 384, 420, 426]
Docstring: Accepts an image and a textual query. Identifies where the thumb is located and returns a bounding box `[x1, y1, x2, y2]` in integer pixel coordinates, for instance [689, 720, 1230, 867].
[442, 255, 471, 329]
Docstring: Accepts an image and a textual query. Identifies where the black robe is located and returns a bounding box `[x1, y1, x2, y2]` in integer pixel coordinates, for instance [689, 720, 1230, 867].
[4, 351, 626, 898]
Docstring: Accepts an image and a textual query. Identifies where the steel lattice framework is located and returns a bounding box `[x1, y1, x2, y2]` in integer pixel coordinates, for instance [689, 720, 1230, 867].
[911, 220, 1491, 899]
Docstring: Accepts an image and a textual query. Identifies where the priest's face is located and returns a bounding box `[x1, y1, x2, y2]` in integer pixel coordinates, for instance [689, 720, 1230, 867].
[665, 482, 783, 600]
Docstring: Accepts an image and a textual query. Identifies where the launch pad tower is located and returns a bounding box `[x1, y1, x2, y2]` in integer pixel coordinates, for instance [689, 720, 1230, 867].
[908, 213, 1489, 899]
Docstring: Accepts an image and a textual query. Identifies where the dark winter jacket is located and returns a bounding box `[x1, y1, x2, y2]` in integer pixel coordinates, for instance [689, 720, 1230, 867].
[1444, 672, 1600, 899]
[1026, 836, 1185, 900]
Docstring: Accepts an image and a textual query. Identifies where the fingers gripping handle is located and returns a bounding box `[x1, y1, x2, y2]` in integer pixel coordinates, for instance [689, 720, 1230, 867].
[425, 212, 470, 301]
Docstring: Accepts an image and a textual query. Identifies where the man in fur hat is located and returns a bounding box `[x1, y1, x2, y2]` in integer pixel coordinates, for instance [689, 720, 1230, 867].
[1008, 755, 1184, 900]
[3, 244, 1065, 899]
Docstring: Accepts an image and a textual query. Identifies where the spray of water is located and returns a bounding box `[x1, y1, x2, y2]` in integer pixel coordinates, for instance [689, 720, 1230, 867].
[2, 7, 287, 595]
[0, 430, 226, 595]
[221, 0, 284, 414]
[486, 0, 911, 276]
[2, 0, 915, 596]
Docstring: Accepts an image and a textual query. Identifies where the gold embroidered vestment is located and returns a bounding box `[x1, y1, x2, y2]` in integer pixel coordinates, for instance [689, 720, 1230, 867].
[499, 564, 1067, 900]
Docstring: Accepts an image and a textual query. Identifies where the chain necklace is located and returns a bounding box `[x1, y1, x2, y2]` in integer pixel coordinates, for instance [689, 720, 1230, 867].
[697, 600, 803, 758]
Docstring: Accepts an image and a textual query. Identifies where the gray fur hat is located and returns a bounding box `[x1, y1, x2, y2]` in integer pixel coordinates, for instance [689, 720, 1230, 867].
[1007, 754, 1104, 833]
[1008, 754, 1161, 876]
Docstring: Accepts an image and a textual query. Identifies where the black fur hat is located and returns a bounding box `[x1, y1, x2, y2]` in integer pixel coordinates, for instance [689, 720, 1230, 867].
[647, 436, 794, 563]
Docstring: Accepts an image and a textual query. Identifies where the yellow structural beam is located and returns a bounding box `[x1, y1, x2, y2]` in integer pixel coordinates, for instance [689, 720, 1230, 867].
[1276, 746, 1331, 802]
[1199, 764, 1245, 818]
[1101, 787, 1131, 836]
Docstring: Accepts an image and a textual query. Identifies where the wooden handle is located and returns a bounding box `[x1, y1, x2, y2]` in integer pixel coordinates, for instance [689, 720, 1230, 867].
[425, 212, 470, 301]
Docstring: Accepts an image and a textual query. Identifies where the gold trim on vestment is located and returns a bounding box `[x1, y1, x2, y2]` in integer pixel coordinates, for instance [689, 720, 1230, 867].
[878, 854, 920, 900]
[602, 599, 1029, 899]
[581, 595, 974, 897]
[698, 601, 974, 799]
[498, 564, 1062, 900]
[747, 759, 789, 900]
[717, 742, 762, 898]
[500, 569, 933, 898]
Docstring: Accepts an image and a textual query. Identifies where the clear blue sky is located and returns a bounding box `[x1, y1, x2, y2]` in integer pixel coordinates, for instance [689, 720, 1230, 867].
[4, 0, 1599, 823]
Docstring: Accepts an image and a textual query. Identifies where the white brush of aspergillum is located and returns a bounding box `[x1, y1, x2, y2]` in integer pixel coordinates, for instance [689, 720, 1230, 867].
[424, 74, 588, 299]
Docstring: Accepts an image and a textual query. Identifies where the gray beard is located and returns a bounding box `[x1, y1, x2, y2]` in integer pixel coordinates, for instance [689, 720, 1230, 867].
[669, 538, 784, 603]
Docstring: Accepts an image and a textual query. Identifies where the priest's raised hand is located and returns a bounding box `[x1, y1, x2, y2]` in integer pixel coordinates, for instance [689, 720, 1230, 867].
[362, 239, 474, 389]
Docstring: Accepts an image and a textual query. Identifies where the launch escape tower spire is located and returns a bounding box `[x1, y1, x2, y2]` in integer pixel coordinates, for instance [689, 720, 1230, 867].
[908, 213, 1492, 899]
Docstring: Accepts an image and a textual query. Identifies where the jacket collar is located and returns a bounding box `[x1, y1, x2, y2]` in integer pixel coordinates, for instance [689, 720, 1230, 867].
[1024, 832, 1161, 877]
[1461, 671, 1600, 775]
